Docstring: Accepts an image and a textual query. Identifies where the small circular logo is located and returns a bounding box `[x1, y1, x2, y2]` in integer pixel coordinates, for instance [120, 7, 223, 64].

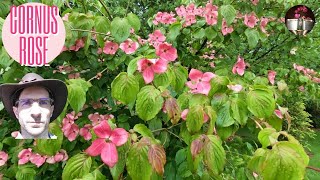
[2, 3, 66, 66]
[285, 5, 315, 36]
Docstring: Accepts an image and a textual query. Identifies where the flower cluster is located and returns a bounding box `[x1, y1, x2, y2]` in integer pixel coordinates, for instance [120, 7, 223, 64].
[153, 12, 177, 25]
[62, 111, 82, 141]
[186, 69, 216, 96]
[293, 63, 320, 83]
[175, 3, 218, 27]
[137, 29, 178, 84]
[18, 148, 68, 167]
[294, 6, 309, 19]
[62, 111, 115, 141]
[61, 38, 85, 52]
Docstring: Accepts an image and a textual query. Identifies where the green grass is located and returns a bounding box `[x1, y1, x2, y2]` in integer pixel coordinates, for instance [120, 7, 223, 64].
[306, 129, 320, 180]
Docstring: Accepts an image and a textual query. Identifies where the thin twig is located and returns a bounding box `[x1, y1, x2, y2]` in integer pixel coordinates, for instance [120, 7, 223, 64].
[307, 166, 320, 172]
[165, 129, 184, 142]
[98, 0, 113, 21]
[88, 66, 109, 82]
[71, 28, 110, 37]
[253, 119, 263, 130]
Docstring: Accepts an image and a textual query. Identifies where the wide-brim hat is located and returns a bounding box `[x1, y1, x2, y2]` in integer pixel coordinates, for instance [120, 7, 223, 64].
[0, 73, 68, 121]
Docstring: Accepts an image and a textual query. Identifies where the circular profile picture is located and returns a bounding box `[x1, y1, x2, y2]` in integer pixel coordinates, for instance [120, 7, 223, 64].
[285, 5, 315, 36]
[1, 3, 66, 66]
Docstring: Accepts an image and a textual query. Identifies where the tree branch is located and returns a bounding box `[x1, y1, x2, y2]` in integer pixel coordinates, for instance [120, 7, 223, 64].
[98, 0, 113, 21]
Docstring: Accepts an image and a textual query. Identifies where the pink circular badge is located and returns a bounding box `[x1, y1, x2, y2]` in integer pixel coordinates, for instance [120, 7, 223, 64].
[2, 3, 66, 66]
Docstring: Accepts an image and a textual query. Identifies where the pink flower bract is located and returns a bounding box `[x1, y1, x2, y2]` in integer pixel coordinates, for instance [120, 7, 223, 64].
[268, 70, 277, 85]
[85, 120, 128, 168]
[0, 151, 8, 166]
[186, 69, 215, 96]
[137, 58, 168, 84]
[155, 43, 178, 61]
[232, 56, 246, 76]
[119, 39, 139, 54]
[103, 41, 119, 55]
[244, 12, 258, 28]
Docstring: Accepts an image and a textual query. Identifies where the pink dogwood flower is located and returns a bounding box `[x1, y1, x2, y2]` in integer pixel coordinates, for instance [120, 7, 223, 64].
[69, 38, 85, 51]
[222, 19, 234, 35]
[80, 124, 93, 140]
[227, 84, 243, 93]
[137, 58, 168, 84]
[244, 12, 258, 28]
[54, 150, 68, 162]
[155, 43, 178, 61]
[64, 123, 79, 142]
[260, 17, 269, 34]
[30, 153, 46, 167]
[85, 120, 129, 168]
[268, 70, 277, 85]
[119, 39, 139, 54]
[103, 41, 119, 55]
[0, 151, 8, 166]
[148, 30, 166, 48]
[232, 56, 246, 76]
[18, 148, 32, 165]
[186, 69, 216, 96]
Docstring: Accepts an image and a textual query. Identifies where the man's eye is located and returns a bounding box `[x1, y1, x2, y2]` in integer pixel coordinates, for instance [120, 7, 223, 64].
[21, 99, 32, 106]
[39, 99, 50, 105]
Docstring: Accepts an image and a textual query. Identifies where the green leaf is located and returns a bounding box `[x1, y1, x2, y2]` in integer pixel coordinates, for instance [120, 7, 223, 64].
[136, 86, 164, 121]
[16, 165, 36, 180]
[186, 105, 205, 134]
[111, 72, 140, 104]
[220, 5, 236, 25]
[203, 135, 226, 175]
[167, 22, 182, 42]
[127, 56, 143, 75]
[111, 17, 131, 43]
[154, 69, 173, 88]
[230, 96, 248, 125]
[177, 92, 191, 110]
[94, 16, 110, 47]
[127, 13, 141, 32]
[245, 28, 260, 49]
[66, 79, 92, 92]
[110, 142, 130, 180]
[75, 170, 106, 180]
[126, 142, 152, 180]
[209, 76, 229, 96]
[247, 86, 275, 118]
[189, 94, 210, 107]
[171, 65, 188, 93]
[67, 84, 86, 113]
[134, 124, 155, 139]
[62, 153, 92, 180]
[216, 101, 235, 127]
[34, 121, 63, 155]
[205, 27, 217, 40]
[258, 128, 279, 148]
[193, 28, 205, 39]
[260, 142, 308, 180]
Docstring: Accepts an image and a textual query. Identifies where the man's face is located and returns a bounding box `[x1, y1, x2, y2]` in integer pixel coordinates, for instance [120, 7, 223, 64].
[12, 86, 54, 137]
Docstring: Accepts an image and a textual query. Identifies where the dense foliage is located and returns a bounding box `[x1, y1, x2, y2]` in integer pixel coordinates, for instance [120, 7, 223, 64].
[0, 0, 319, 179]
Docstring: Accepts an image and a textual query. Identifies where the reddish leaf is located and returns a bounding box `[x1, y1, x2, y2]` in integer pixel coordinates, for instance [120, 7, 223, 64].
[148, 144, 166, 175]
[164, 97, 181, 124]
[190, 135, 206, 159]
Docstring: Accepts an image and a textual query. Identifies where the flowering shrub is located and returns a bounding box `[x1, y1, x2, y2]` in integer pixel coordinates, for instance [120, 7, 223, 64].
[0, 0, 319, 179]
